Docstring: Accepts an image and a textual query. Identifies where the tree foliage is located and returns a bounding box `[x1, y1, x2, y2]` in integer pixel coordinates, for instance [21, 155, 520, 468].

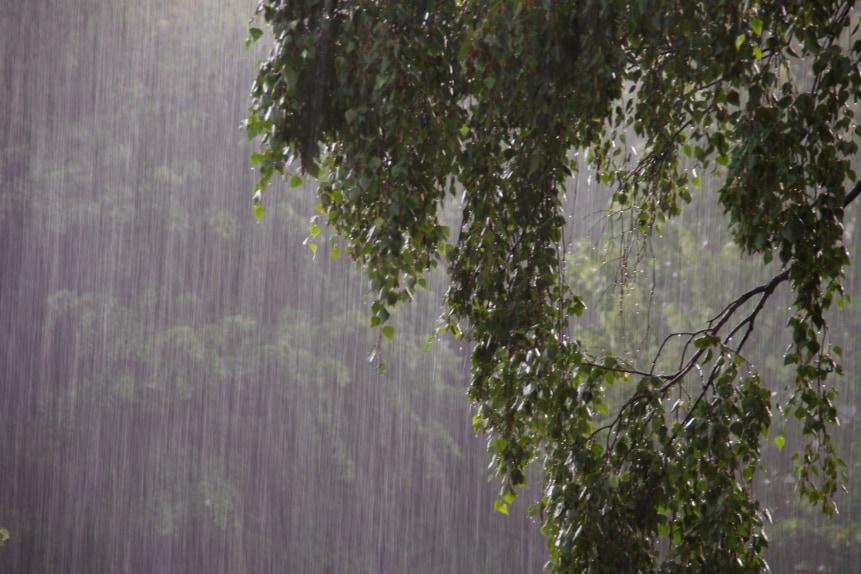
[247, 1, 861, 571]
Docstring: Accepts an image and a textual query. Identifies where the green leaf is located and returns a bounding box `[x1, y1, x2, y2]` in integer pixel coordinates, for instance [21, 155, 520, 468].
[735, 34, 746, 52]
[331, 248, 340, 260]
[382, 325, 395, 340]
[494, 499, 509, 515]
[309, 224, 320, 238]
[245, 27, 264, 50]
[379, 305, 391, 322]
[775, 435, 786, 452]
[290, 174, 303, 188]
[749, 18, 764, 37]
[254, 204, 266, 221]
[250, 152, 266, 166]
[693, 335, 719, 349]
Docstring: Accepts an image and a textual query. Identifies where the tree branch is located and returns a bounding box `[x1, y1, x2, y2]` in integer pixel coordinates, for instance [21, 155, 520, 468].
[844, 180, 861, 208]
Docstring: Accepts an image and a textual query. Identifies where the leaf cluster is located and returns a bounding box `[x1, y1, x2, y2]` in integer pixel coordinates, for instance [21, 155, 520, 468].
[246, 1, 861, 571]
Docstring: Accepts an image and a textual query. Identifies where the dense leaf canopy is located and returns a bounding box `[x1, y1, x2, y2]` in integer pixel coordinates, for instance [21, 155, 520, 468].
[246, 1, 861, 571]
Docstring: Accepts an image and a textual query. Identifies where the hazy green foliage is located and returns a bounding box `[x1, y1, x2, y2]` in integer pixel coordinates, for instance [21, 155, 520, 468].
[247, 1, 861, 571]
[1, 1, 545, 571]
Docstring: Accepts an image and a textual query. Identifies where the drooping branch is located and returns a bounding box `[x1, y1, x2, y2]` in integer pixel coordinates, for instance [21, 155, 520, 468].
[580, 188, 855, 463]
[593, 178, 861, 385]
[844, 180, 861, 208]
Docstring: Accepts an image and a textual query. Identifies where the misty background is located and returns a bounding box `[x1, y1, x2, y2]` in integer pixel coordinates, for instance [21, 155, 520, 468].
[1, 1, 859, 573]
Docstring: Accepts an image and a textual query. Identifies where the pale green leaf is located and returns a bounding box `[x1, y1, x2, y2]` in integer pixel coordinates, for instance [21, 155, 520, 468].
[494, 500, 509, 515]
[749, 18, 764, 37]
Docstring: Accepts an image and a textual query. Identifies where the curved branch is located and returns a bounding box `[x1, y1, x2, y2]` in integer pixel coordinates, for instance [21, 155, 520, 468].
[844, 180, 861, 208]
[580, 179, 860, 456]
